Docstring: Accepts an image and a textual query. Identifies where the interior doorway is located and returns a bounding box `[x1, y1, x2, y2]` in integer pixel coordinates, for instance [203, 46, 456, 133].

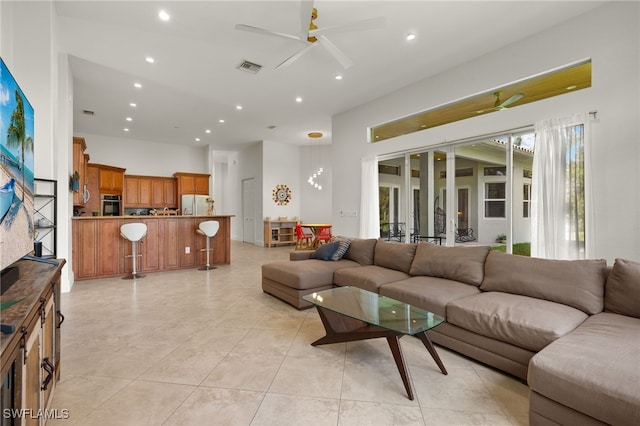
[242, 178, 255, 244]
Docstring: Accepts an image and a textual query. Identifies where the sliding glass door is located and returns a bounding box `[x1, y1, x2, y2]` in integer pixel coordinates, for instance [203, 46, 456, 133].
[378, 131, 535, 252]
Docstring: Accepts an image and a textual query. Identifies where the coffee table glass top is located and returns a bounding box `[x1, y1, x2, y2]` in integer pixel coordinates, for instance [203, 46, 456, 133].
[303, 286, 444, 335]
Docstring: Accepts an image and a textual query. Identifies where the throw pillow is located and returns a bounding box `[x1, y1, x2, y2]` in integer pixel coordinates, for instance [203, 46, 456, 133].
[605, 258, 640, 318]
[310, 241, 340, 261]
[331, 239, 351, 261]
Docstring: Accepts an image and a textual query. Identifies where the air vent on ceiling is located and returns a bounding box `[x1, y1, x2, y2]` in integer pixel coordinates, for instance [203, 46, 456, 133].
[82, 109, 95, 116]
[237, 60, 262, 74]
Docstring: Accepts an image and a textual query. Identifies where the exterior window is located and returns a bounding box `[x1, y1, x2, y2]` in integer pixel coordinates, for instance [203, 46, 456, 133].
[484, 166, 507, 176]
[523, 184, 531, 218]
[485, 182, 505, 218]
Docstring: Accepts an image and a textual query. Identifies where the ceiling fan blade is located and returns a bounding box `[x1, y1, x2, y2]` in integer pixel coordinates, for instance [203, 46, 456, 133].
[318, 35, 354, 68]
[309, 16, 386, 37]
[499, 92, 525, 108]
[300, 0, 315, 40]
[275, 42, 319, 69]
[235, 24, 302, 43]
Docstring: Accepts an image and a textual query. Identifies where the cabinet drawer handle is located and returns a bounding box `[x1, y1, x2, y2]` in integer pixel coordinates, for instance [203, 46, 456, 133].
[41, 357, 54, 390]
[56, 311, 65, 328]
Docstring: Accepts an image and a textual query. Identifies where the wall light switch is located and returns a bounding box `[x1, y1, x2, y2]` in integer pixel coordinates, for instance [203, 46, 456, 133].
[185, 247, 190, 254]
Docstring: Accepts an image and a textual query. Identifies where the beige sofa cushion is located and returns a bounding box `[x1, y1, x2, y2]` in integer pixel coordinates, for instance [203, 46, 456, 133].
[528, 313, 640, 425]
[447, 292, 588, 352]
[481, 250, 607, 315]
[261, 259, 360, 290]
[409, 243, 490, 286]
[380, 276, 480, 318]
[373, 239, 417, 273]
[605, 258, 640, 318]
[342, 238, 377, 266]
[334, 265, 410, 293]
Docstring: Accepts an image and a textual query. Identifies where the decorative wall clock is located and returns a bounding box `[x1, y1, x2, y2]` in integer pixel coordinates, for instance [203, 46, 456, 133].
[272, 184, 292, 205]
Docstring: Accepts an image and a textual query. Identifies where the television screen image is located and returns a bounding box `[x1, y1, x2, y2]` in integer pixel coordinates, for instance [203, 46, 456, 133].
[0, 57, 35, 273]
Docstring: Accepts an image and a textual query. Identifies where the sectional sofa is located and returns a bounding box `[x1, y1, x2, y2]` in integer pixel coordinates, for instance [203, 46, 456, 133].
[261, 238, 640, 425]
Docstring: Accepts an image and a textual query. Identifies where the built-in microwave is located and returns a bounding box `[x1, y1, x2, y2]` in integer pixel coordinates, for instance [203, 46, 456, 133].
[100, 194, 121, 216]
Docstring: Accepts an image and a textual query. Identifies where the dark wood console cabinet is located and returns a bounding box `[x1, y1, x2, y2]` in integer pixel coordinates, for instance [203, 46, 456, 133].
[0, 259, 65, 425]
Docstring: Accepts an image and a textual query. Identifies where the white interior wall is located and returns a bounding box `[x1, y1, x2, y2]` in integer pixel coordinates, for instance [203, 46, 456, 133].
[299, 145, 332, 223]
[262, 140, 300, 224]
[1, 1, 74, 290]
[76, 132, 208, 176]
[332, 2, 639, 263]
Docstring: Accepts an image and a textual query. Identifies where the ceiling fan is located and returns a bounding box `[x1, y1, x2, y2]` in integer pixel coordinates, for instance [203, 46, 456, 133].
[235, 1, 385, 69]
[476, 91, 525, 114]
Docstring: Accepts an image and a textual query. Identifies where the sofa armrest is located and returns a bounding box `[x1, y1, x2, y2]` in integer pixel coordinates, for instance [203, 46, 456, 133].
[290, 250, 314, 261]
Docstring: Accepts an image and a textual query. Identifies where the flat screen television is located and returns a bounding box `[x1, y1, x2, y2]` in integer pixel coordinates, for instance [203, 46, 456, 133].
[0, 57, 35, 275]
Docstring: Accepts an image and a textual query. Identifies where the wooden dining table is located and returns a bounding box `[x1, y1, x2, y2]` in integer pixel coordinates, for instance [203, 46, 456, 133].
[301, 223, 332, 249]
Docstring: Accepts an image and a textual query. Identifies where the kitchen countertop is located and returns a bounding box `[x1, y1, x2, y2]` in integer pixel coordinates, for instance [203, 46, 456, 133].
[72, 214, 235, 219]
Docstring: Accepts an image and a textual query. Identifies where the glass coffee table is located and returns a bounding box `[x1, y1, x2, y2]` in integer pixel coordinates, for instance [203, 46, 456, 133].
[303, 286, 447, 400]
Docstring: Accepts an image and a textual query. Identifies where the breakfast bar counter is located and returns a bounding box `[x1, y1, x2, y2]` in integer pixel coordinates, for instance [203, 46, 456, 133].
[72, 215, 233, 280]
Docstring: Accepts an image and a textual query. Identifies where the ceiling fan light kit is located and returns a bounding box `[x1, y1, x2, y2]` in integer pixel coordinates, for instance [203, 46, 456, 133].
[235, 1, 385, 70]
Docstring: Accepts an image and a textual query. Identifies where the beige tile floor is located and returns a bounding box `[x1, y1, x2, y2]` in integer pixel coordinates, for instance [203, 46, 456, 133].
[49, 241, 529, 426]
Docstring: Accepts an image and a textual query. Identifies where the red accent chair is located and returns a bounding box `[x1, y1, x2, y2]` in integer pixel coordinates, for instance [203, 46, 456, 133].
[295, 224, 314, 250]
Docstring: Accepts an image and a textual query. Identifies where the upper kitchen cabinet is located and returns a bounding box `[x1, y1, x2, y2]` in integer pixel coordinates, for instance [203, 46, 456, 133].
[125, 175, 177, 208]
[97, 164, 126, 195]
[151, 177, 177, 208]
[72, 137, 88, 206]
[174, 172, 210, 196]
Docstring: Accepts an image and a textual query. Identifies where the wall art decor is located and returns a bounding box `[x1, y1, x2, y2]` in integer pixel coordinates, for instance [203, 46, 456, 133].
[272, 184, 291, 205]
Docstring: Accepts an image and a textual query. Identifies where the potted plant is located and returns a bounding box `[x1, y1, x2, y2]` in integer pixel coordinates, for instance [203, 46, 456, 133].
[70, 171, 80, 192]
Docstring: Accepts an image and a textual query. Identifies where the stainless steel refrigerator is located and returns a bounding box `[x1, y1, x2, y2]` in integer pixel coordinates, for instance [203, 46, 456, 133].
[181, 194, 209, 215]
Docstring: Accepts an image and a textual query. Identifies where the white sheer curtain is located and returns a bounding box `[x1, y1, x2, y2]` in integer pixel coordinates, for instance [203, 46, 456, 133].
[531, 112, 592, 259]
[359, 155, 380, 238]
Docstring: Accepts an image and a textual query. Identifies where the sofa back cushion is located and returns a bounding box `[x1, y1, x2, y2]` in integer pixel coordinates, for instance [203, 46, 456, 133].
[605, 258, 640, 318]
[373, 239, 417, 273]
[342, 238, 377, 266]
[481, 250, 607, 315]
[409, 243, 490, 286]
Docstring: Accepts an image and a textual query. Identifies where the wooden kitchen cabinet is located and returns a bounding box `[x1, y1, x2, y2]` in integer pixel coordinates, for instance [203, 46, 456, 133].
[124, 176, 152, 207]
[98, 219, 121, 276]
[150, 177, 177, 208]
[98, 165, 125, 194]
[174, 172, 210, 195]
[72, 137, 88, 206]
[73, 218, 98, 278]
[125, 176, 177, 208]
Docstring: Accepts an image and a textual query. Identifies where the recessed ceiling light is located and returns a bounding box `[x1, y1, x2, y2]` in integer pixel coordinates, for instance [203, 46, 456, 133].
[296, 97, 302, 103]
[335, 74, 343, 80]
[205, 129, 211, 134]
[406, 33, 416, 41]
[158, 10, 170, 21]
[145, 56, 155, 64]
[130, 103, 137, 107]
[219, 119, 225, 123]
[134, 82, 142, 88]
[124, 128, 130, 132]
[126, 117, 132, 121]
[195, 138, 200, 142]
[236, 105, 243, 110]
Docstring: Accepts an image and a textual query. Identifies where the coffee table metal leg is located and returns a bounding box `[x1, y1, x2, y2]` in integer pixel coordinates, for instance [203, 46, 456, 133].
[417, 331, 448, 375]
[386, 336, 414, 400]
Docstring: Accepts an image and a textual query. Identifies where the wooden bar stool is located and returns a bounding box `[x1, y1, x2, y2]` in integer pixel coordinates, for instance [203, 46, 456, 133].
[120, 223, 147, 279]
[197, 220, 219, 270]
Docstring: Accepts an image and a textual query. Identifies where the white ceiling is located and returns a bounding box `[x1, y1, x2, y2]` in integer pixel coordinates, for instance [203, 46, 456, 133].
[55, 0, 605, 150]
